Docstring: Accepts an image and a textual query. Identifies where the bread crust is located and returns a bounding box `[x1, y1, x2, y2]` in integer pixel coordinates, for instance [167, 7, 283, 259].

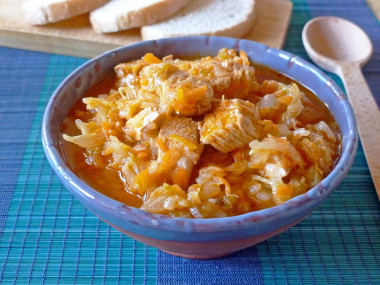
[23, 0, 110, 25]
[141, 0, 256, 40]
[90, 0, 191, 34]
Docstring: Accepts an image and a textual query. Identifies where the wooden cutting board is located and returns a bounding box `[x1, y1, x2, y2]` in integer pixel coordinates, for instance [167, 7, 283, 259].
[0, 0, 292, 58]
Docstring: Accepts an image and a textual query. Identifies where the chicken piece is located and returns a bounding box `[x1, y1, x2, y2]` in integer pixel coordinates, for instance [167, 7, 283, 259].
[115, 53, 164, 87]
[139, 62, 213, 116]
[200, 99, 259, 153]
[160, 70, 213, 116]
[148, 117, 203, 189]
[123, 107, 161, 141]
[114, 59, 149, 88]
[211, 61, 258, 99]
[139, 62, 179, 92]
[159, 116, 200, 148]
[158, 116, 202, 162]
[182, 48, 259, 99]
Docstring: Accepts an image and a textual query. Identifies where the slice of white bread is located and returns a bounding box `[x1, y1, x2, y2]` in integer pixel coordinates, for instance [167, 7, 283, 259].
[90, 0, 191, 34]
[23, 0, 110, 25]
[141, 0, 256, 40]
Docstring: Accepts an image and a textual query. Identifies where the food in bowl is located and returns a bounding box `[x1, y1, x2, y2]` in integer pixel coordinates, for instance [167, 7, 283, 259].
[61, 48, 341, 219]
[43, 37, 357, 259]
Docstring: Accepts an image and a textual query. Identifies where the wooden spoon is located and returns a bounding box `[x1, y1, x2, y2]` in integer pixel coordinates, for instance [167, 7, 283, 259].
[302, 16, 380, 199]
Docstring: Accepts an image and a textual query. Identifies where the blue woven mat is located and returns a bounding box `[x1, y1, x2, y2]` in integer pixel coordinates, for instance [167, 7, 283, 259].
[1, 0, 379, 284]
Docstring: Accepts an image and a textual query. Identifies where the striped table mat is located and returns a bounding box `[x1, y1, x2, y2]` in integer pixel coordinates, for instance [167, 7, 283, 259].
[0, 0, 379, 284]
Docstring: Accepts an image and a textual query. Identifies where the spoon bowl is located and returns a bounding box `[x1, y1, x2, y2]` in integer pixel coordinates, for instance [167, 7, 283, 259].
[302, 16, 372, 72]
[303, 16, 380, 200]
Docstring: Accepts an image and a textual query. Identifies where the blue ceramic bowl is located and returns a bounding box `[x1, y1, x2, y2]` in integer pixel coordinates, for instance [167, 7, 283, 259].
[42, 36, 358, 259]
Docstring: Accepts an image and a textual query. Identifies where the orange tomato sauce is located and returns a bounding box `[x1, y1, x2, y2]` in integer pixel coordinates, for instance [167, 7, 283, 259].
[60, 57, 341, 216]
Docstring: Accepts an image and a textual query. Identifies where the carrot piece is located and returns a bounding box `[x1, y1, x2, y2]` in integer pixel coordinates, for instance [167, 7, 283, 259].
[278, 95, 293, 105]
[143, 53, 162, 64]
[275, 183, 294, 199]
[168, 134, 197, 151]
[172, 167, 189, 189]
[239, 50, 250, 65]
[156, 137, 168, 151]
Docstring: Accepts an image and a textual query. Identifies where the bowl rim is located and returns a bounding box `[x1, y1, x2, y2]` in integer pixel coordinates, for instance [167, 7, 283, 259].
[42, 36, 358, 233]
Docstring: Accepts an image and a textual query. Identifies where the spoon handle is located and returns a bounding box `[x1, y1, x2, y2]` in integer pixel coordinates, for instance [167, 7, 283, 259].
[339, 63, 380, 199]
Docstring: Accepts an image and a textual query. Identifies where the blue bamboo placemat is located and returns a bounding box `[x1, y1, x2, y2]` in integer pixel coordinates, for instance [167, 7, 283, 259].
[0, 0, 379, 284]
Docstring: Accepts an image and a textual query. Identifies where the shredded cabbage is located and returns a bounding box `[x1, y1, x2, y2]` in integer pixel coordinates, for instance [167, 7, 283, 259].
[62, 48, 341, 218]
